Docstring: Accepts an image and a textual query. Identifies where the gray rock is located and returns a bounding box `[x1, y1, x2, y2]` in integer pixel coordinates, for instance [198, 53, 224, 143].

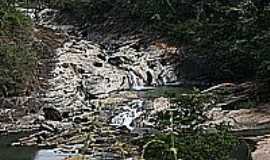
[43, 107, 62, 121]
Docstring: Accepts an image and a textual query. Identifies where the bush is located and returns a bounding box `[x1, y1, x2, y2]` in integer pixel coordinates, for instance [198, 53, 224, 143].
[0, 2, 38, 97]
[143, 131, 239, 160]
[141, 92, 241, 160]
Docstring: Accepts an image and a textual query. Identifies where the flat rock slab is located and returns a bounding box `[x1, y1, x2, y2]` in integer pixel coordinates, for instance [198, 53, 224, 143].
[209, 103, 270, 160]
[252, 135, 270, 160]
[210, 104, 270, 129]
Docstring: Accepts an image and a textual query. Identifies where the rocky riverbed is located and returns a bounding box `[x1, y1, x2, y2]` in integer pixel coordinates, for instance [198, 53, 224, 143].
[0, 8, 270, 160]
[0, 8, 181, 159]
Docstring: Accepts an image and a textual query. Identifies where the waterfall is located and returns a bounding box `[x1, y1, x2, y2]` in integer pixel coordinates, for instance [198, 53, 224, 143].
[127, 65, 178, 90]
[128, 71, 145, 91]
[110, 100, 144, 131]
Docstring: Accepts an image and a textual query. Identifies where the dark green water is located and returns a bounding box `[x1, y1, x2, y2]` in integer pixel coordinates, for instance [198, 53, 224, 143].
[0, 134, 38, 160]
[141, 86, 193, 99]
[0, 134, 74, 160]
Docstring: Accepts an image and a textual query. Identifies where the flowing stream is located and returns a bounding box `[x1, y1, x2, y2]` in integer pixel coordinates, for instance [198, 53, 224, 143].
[0, 133, 78, 160]
[0, 134, 37, 160]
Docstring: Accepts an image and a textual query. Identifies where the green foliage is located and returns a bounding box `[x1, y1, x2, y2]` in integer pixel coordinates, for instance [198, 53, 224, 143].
[150, 0, 270, 101]
[51, 0, 119, 22]
[256, 60, 270, 102]
[171, 0, 266, 82]
[142, 92, 241, 160]
[0, 2, 38, 96]
[0, 44, 37, 96]
[143, 131, 239, 160]
[157, 92, 215, 131]
[0, 7, 32, 36]
[129, 0, 177, 20]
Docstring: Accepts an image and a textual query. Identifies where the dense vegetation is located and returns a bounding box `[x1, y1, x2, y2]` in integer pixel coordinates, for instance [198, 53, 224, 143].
[0, 2, 38, 97]
[137, 91, 244, 160]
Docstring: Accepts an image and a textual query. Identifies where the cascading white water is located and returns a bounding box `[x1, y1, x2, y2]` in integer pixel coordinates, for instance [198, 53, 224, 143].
[127, 71, 145, 91]
[127, 65, 178, 90]
[111, 100, 144, 131]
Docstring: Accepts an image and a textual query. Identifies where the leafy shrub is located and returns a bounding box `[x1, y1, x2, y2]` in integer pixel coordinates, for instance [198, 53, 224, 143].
[0, 44, 37, 96]
[143, 131, 239, 160]
[156, 92, 215, 131]
[0, 2, 38, 96]
[141, 92, 241, 160]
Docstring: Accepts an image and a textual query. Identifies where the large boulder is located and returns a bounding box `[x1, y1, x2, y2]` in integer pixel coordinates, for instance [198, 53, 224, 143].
[43, 107, 62, 121]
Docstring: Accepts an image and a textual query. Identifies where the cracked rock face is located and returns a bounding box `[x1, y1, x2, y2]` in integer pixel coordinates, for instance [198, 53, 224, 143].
[32, 9, 179, 117]
[41, 37, 178, 118]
